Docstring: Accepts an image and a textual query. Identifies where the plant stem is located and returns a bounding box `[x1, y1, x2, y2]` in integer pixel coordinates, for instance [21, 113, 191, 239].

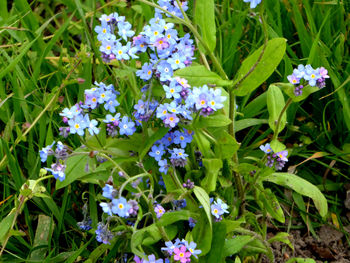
[100, 154, 169, 241]
[272, 98, 293, 141]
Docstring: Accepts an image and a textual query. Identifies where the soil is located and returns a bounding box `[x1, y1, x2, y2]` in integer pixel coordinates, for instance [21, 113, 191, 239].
[262, 225, 350, 263]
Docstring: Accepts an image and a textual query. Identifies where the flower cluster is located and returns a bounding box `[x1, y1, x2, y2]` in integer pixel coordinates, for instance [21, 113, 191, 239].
[94, 13, 136, 63]
[287, 64, 329, 96]
[133, 238, 201, 263]
[210, 198, 229, 221]
[39, 141, 69, 181]
[99, 183, 139, 218]
[59, 82, 138, 138]
[148, 129, 193, 174]
[260, 143, 288, 170]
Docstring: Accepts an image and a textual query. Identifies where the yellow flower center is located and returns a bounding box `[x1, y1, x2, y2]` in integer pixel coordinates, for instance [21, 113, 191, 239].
[118, 204, 124, 209]
[179, 253, 184, 257]
[169, 117, 174, 121]
[75, 124, 80, 129]
[175, 59, 180, 64]
[154, 31, 159, 36]
[311, 74, 315, 78]
[102, 29, 107, 33]
[200, 100, 206, 105]
[147, 70, 152, 75]
[213, 209, 218, 214]
[163, 110, 167, 114]
[170, 89, 174, 93]
[106, 45, 111, 50]
[92, 98, 97, 102]
[180, 136, 184, 140]
[118, 50, 123, 55]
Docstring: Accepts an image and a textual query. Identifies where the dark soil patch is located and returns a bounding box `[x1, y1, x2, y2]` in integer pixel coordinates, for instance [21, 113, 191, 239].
[262, 225, 350, 263]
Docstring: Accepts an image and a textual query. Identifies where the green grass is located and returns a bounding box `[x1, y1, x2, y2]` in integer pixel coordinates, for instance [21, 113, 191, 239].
[0, 0, 349, 261]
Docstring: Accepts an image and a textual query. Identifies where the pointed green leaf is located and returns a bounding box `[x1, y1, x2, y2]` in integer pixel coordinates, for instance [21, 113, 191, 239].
[233, 38, 286, 96]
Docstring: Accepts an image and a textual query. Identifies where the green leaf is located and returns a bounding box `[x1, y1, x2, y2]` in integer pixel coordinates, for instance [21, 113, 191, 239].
[223, 218, 245, 234]
[268, 232, 293, 250]
[235, 118, 268, 132]
[213, 131, 240, 159]
[277, 82, 320, 102]
[194, 114, 232, 128]
[267, 85, 286, 134]
[194, 0, 216, 53]
[223, 236, 253, 257]
[270, 139, 286, 153]
[0, 210, 16, 244]
[259, 189, 285, 223]
[192, 210, 212, 256]
[174, 65, 233, 86]
[262, 173, 328, 217]
[30, 215, 54, 260]
[157, 210, 196, 227]
[286, 258, 316, 263]
[233, 38, 286, 96]
[206, 222, 226, 263]
[292, 192, 317, 237]
[193, 128, 214, 158]
[201, 159, 223, 192]
[193, 186, 212, 229]
[56, 152, 89, 189]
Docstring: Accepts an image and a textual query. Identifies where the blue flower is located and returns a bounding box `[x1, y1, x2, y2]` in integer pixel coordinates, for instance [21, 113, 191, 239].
[144, 254, 163, 263]
[304, 64, 321, 87]
[39, 142, 55, 162]
[167, 52, 185, 70]
[157, 61, 173, 81]
[134, 100, 147, 115]
[156, 104, 169, 120]
[158, 159, 169, 174]
[68, 114, 87, 136]
[113, 42, 130, 60]
[95, 222, 114, 244]
[149, 144, 165, 161]
[163, 113, 179, 128]
[184, 240, 202, 258]
[45, 163, 66, 181]
[102, 184, 117, 199]
[104, 113, 121, 124]
[136, 62, 153, 81]
[259, 143, 272, 154]
[60, 105, 81, 119]
[170, 148, 188, 160]
[104, 94, 120, 113]
[243, 0, 262, 8]
[117, 21, 135, 41]
[173, 130, 192, 148]
[112, 197, 131, 217]
[100, 202, 114, 216]
[163, 81, 182, 99]
[118, 116, 136, 136]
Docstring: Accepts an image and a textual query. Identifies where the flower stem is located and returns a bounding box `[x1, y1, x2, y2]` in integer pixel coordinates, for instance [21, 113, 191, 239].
[272, 97, 293, 141]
